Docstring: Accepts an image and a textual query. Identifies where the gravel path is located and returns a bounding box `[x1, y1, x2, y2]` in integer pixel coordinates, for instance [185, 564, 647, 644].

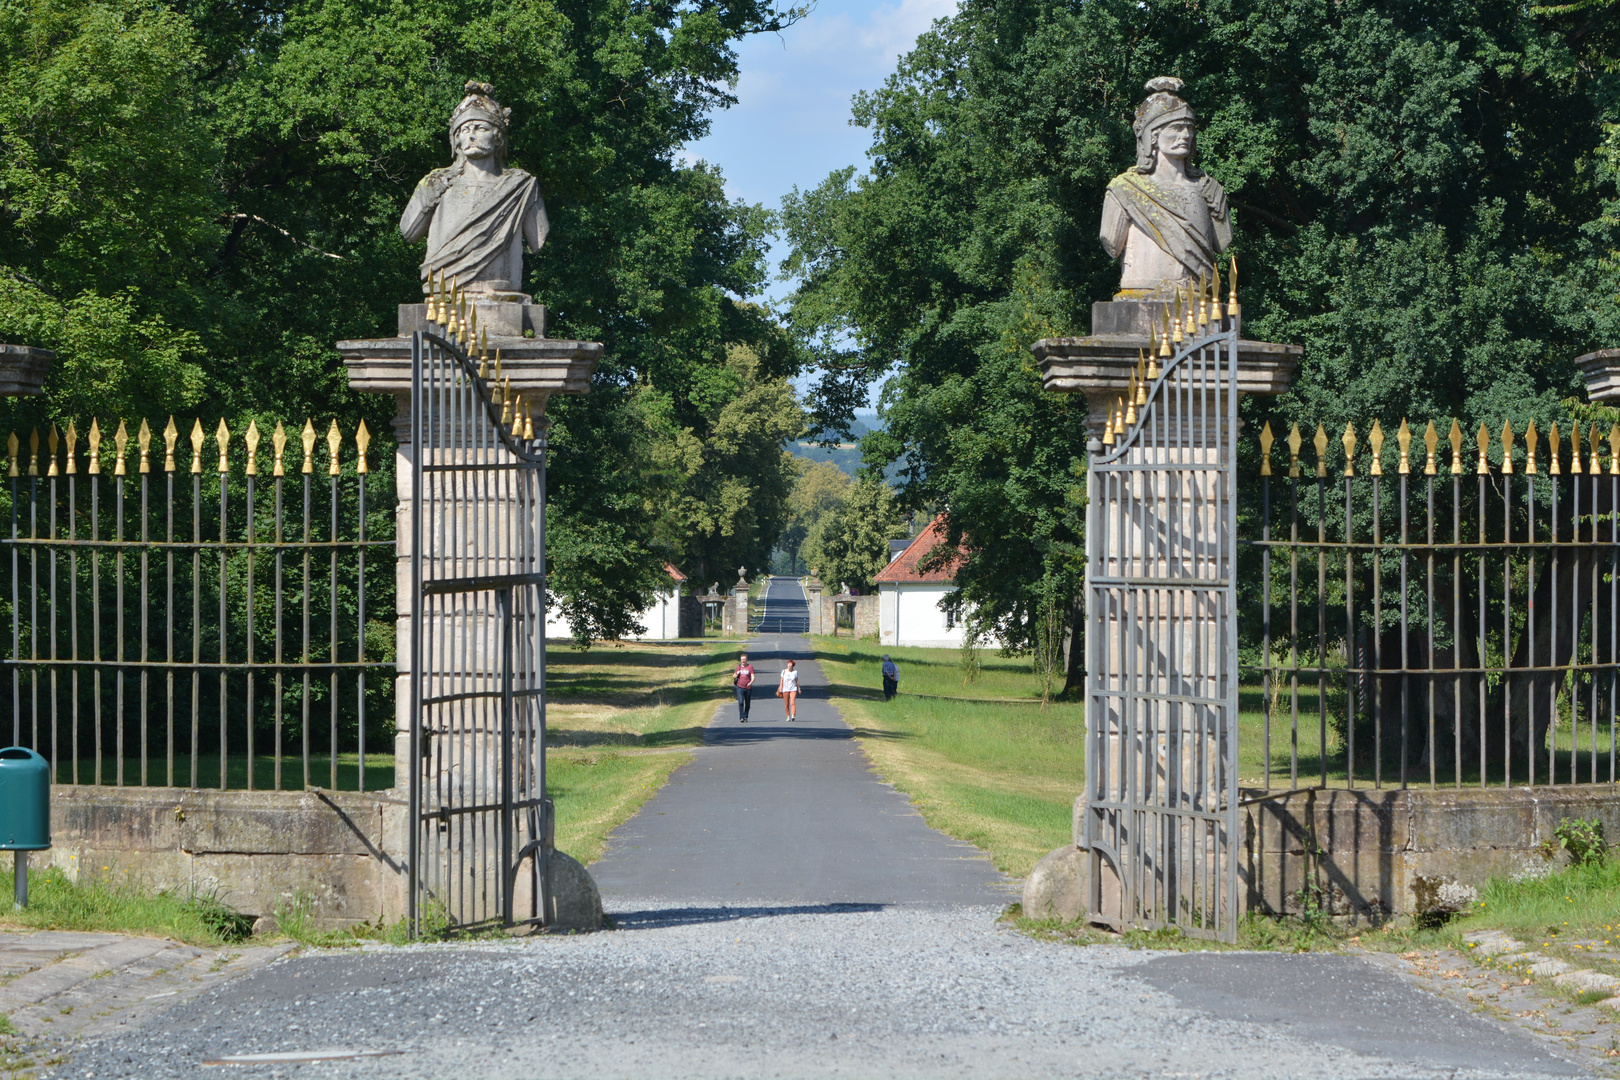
[61, 904, 1586, 1079]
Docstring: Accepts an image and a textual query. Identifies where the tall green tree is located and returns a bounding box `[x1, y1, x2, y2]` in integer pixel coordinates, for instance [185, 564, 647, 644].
[1, 0, 810, 641]
[782, 0, 1620, 662]
[799, 473, 906, 594]
[778, 456, 850, 574]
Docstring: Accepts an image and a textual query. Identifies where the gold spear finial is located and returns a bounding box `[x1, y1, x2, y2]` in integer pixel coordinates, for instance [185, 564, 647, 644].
[1197, 271, 1209, 330]
[1102, 402, 1115, 446]
[1159, 310, 1172, 358]
[216, 419, 231, 473]
[523, 401, 535, 440]
[245, 420, 261, 476]
[1476, 422, 1491, 475]
[45, 425, 57, 478]
[327, 420, 342, 476]
[1314, 423, 1329, 478]
[1449, 419, 1463, 475]
[1500, 419, 1514, 475]
[1136, 350, 1149, 406]
[1610, 423, 1620, 475]
[189, 419, 205, 475]
[301, 419, 316, 475]
[1592, 423, 1603, 474]
[1368, 419, 1385, 477]
[1228, 255, 1239, 310]
[161, 417, 176, 473]
[1550, 422, 1562, 475]
[1171, 294, 1184, 346]
[1344, 422, 1359, 478]
[87, 419, 101, 476]
[355, 420, 371, 475]
[500, 379, 515, 428]
[26, 428, 38, 477]
[1423, 420, 1438, 476]
[1572, 421, 1584, 474]
[1184, 283, 1197, 337]
[1287, 421, 1303, 478]
[272, 422, 287, 477]
[1115, 396, 1127, 440]
[136, 419, 151, 474]
[1211, 263, 1224, 323]
[1525, 420, 1539, 475]
[1124, 369, 1138, 427]
[1145, 335, 1160, 381]
[63, 421, 78, 476]
[113, 421, 128, 477]
[426, 271, 439, 325]
[6, 433, 16, 478]
[1396, 419, 1411, 475]
[1260, 420, 1275, 477]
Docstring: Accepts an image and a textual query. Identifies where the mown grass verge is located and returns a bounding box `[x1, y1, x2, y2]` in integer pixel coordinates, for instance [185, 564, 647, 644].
[546, 638, 734, 863]
[0, 865, 255, 946]
[811, 637, 1079, 878]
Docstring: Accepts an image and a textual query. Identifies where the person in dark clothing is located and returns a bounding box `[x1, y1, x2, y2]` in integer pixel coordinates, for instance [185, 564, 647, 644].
[733, 653, 755, 722]
[881, 655, 899, 701]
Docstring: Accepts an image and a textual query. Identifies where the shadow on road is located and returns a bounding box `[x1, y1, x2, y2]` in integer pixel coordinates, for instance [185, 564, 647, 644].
[606, 903, 887, 930]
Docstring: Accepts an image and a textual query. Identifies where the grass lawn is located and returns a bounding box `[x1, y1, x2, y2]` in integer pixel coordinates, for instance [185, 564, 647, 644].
[811, 637, 1082, 878]
[545, 638, 734, 863]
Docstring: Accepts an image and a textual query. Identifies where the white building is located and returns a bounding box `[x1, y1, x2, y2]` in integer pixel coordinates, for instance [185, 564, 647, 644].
[874, 517, 993, 649]
[545, 563, 688, 641]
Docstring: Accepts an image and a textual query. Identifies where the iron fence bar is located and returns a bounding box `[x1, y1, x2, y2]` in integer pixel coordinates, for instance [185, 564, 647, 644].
[247, 471, 256, 790]
[1343, 470, 1355, 789]
[139, 467, 148, 787]
[1261, 469, 1271, 792]
[166, 470, 175, 787]
[1453, 469, 1462, 788]
[1399, 471, 1410, 789]
[302, 466, 311, 791]
[1426, 471, 1436, 789]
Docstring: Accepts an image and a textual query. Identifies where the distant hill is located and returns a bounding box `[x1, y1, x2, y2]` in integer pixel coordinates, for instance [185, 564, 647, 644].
[791, 410, 901, 480]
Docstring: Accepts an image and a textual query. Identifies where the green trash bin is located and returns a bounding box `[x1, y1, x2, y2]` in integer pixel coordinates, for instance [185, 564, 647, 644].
[0, 747, 50, 908]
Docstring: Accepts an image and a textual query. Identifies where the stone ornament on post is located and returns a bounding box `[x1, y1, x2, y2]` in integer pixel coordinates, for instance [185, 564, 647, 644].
[1030, 77, 1302, 941]
[0, 346, 52, 398]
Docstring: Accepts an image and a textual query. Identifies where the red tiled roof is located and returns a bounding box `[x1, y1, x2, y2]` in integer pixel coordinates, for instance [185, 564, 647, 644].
[873, 516, 964, 584]
[665, 563, 687, 581]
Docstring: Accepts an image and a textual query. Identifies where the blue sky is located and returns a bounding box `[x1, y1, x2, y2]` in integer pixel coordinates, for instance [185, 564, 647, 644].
[683, 0, 959, 307]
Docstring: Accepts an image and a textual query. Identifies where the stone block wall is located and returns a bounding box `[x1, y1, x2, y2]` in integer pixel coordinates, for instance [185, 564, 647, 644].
[678, 594, 704, 638]
[818, 595, 877, 639]
[41, 785, 407, 928]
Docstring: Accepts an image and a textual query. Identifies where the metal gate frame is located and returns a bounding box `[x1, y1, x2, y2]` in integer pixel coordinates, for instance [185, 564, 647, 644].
[408, 323, 550, 934]
[1082, 321, 1241, 941]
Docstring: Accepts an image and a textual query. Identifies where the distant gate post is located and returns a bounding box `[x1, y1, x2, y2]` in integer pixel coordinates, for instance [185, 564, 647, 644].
[723, 570, 750, 636]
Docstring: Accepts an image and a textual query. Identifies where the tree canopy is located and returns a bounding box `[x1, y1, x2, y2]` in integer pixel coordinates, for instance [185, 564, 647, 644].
[0, 0, 809, 639]
[781, 0, 1620, 658]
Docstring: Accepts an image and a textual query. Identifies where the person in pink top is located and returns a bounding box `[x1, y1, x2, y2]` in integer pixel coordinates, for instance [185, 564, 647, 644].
[733, 653, 755, 723]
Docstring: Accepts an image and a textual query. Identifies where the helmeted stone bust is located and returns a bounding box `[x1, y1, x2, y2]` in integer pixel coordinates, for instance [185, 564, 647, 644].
[1099, 77, 1231, 298]
[400, 81, 548, 298]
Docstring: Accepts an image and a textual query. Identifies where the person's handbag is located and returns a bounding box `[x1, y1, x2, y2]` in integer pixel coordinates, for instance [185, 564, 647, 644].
[775, 689, 784, 698]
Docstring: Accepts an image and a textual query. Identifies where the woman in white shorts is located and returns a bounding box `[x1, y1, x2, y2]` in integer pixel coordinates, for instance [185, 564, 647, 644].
[778, 659, 801, 722]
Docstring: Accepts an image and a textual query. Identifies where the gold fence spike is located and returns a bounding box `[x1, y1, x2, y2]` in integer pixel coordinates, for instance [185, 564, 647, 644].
[1343, 422, 1358, 478]
[1550, 422, 1562, 475]
[1500, 419, 1515, 476]
[327, 420, 342, 476]
[301, 419, 316, 475]
[1197, 271, 1209, 329]
[1610, 423, 1620, 475]
[63, 420, 77, 476]
[1259, 421, 1274, 477]
[216, 419, 231, 474]
[512, 394, 526, 435]
[1449, 419, 1463, 475]
[1287, 422, 1302, 478]
[1184, 284, 1197, 336]
[1135, 351, 1148, 406]
[1115, 396, 1126, 439]
[1396, 419, 1411, 475]
[272, 422, 287, 477]
[1212, 263, 1224, 322]
[1476, 422, 1490, 475]
[500, 380, 514, 428]
[1368, 420, 1384, 477]
[189, 419, 205, 475]
[1145, 338, 1159, 381]
[468, 303, 478, 347]
[162, 417, 177, 474]
[245, 420, 261, 476]
[1314, 423, 1329, 478]
[1423, 420, 1437, 475]
[6, 433, 16, 478]
[1592, 423, 1604, 474]
[425, 271, 438, 325]
[137, 419, 151, 474]
[1158, 311, 1171, 358]
[114, 421, 129, 477]
[1125, 371, 1138, 427]
[45, 425, 58, 478]
[1524, 420, 1539, 475]
[523, 404, 535, 441]
[355, 420, 370, 475]
[1102, 403, 1115, 446]
[1572, 422, 1584, 474]
[1172, 295, 1184, 346]
[30, 427, 42, 477]
[87, 419, 101, 476]
[1228, 254, 1239, 310]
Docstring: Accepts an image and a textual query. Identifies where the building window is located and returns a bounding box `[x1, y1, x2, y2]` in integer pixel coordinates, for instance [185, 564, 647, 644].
[945, 608, 956, 631]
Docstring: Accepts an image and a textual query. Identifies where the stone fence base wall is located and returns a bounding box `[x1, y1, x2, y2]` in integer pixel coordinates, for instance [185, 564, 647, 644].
[819, 595, 877, 639]
[1242, 785, 1620, 920]
[38, 785, 408, 929]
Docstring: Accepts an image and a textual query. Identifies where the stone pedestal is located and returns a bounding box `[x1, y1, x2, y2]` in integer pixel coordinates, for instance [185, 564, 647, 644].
[804, 577, 824, 636]
[1036, 304, 1300, 928]
[1577, 348, 1620, 401]
[0, 345, 53, 397]
[722, 575, 750, 637]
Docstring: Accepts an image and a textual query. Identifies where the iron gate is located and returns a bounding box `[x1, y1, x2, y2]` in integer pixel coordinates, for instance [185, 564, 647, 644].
[1082, 316, 1241, 941]
[408, 321, 550, 933]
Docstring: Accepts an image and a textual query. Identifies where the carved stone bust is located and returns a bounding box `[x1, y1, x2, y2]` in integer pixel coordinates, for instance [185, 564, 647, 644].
[1099, 77, 1232, 298]
[400, 82, 549, 298]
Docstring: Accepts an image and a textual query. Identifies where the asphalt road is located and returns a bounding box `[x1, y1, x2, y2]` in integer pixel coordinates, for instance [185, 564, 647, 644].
[56, 578, 1594, 1078]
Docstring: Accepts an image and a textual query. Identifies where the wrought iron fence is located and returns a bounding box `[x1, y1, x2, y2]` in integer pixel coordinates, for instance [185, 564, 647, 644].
[0, 417, 396, 791]
[1244, 416, 1620, 791]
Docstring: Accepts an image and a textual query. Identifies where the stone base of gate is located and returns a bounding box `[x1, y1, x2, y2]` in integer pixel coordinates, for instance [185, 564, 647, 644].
[1240, 785, 1620, 921]
[25, 785, 606, 932]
